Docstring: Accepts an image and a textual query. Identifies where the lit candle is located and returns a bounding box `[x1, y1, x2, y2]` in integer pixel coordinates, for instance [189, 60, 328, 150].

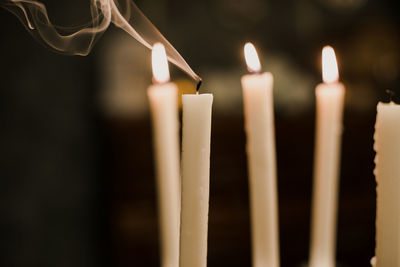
[373, 101, 400, 267]
[309, 46, 345, 267]
[179, 91, 213, 267]
[240, 42, 280, 267]
[148, 43, 180, 267]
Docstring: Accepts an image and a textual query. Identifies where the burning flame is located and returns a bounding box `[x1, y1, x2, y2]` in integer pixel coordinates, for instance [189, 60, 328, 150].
[244, 42, 261, 73]
[152, 43, 170, 84]
[1, 0, 200, 82]
[322, 46, 339, 84]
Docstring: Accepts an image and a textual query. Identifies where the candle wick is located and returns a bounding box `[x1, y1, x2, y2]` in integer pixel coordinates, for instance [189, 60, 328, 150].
[386, 89, 395, 103]
[248, 68, 262, 75]
[152, 77, 165, 85]
[196, 79, 202, 94]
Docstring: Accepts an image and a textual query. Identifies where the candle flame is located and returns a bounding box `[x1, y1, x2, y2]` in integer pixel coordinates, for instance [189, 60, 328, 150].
[244, 42, 262, 73]
[322, 46, 339, 83]
[152, 43, 170, 84]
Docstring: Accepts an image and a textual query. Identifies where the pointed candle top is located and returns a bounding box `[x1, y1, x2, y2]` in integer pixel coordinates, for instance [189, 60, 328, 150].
[322, 46, 339, 84]
[152, 43, 170, 84]
[244, 42, 262, 73]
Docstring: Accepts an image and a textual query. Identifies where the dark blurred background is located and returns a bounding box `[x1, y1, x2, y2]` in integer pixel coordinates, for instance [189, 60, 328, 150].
[1, 0, 399, 266]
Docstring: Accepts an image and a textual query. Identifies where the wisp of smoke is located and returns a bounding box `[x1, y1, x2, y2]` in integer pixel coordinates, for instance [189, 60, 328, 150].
[1, 0, 200, 81]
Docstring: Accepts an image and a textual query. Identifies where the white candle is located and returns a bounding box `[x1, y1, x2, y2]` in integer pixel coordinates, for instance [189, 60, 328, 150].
[148, 43, 180, 267]
[179, 93, 213, 267]
[241, 42, 280, 267]
[373, 101, 400, 267]
[309, 46, 345, 267]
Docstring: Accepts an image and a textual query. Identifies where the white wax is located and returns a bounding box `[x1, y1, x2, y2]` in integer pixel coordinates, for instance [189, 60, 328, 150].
[179, 94, 213, 267]
[241, 72, 280, 267]
[309, 82, 345, 267]
[374, 102, 400, 267]
[148, 82, 180, 267]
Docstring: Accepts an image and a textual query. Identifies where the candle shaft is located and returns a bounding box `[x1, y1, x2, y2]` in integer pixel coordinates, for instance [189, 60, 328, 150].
[241, 73, 280, 267]
[374, 102, 400, 267]
[309, 83, 345, 267]
[148, 83, 180, 267]
[179, 94, 213, 267]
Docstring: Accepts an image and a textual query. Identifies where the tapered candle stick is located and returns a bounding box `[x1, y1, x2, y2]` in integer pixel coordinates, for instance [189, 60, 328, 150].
[373, 101, 400, 267]
[179, 90, 213, 267]
[309, 46, 345, 267]
[148, 43, 180, 267]
[241, 42, 280, 267]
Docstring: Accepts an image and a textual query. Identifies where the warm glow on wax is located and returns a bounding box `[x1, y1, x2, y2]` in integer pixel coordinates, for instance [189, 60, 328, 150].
[322, 46, 339, 84]
[244, 42, 262, 73]
[241, 42, 279, 267]
[152, 43, 170, 84]
[309, 45, 345, 267]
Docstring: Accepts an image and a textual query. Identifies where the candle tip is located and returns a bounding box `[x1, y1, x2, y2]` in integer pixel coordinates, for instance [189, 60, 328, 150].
[196, 79, 202, 93]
